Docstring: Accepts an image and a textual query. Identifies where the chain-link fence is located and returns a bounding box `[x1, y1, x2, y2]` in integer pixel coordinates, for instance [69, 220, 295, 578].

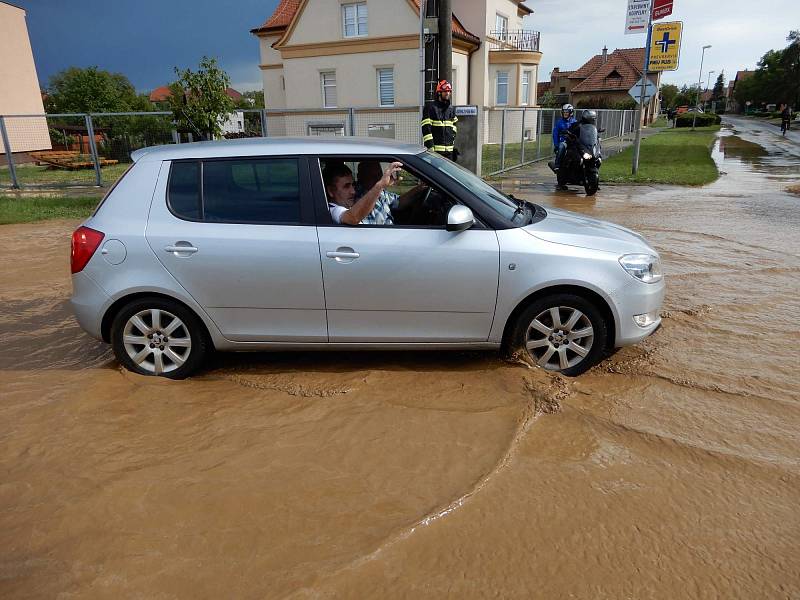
[1, 106, 638, 188]
[0, 107, 423, 189]
[481, 107, 639, 177]
[0, 112, 176, 189]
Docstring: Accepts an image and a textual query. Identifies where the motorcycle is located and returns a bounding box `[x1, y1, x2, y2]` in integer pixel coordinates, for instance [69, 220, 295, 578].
[548, 120, 603, 196]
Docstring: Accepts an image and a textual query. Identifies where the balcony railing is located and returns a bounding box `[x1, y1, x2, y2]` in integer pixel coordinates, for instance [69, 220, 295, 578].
[488, 30, 541, 52]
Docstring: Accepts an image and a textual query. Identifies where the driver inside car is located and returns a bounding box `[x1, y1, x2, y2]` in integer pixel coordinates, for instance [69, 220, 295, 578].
[323, 160, 426, 226]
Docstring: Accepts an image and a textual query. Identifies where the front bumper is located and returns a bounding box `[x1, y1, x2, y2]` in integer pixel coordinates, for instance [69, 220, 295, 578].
[70, 271, 112, 342]
[612, 276, 665, 347]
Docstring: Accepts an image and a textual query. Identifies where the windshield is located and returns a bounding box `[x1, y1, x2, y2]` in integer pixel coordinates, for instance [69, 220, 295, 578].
[578, 123, 598, 150]
[417, 151, 529, 225]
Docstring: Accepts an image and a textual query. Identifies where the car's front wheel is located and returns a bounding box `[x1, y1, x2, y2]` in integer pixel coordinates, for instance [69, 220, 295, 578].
[110, 297, 209, 379]
[509, 293, 608, 376]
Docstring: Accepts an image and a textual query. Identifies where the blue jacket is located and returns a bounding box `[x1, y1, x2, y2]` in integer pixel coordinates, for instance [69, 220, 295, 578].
[553, 116, 577, 148]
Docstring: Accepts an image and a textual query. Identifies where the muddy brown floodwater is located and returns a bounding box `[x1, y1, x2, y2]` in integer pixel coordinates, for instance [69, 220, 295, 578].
[2, 119, 799, 599]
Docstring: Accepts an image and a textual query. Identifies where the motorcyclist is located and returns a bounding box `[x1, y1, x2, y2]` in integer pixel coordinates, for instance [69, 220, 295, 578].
[781, 105, 792, 134]
[552, 104, 577, 171]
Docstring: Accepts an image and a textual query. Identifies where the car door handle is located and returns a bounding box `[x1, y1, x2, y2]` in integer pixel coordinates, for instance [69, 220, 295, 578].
[164, 244, 198, 254]
[326, 251, 360, 259]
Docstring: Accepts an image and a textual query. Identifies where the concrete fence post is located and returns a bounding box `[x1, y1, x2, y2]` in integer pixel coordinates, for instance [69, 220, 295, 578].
[0, 116, 20, 189]
[500, 108, 507, 171]
[84, 114, 102, 186]
[260, 109, 268, 137]
[348, 108, 356, 136]
[520, 108, 526, 165]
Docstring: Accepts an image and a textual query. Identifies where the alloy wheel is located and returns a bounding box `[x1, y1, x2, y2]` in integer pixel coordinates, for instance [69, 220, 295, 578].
[525, 306, 594, 371]
[122, 308, 192, 375]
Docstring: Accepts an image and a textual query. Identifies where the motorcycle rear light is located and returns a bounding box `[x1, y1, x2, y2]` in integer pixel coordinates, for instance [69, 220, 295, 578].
[71, 226, 104, 274]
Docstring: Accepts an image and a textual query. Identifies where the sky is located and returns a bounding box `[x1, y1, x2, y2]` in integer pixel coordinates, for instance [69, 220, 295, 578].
[525, 0, 796, 88]
[11, 0, 798, 94]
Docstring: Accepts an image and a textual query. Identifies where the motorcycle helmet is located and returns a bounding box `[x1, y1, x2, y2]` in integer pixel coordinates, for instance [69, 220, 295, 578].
[561, 104, 574, 117]
[581, 110, 597, 125]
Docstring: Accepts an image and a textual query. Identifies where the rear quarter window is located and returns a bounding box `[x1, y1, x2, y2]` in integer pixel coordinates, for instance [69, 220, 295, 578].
[167, 161, 201, 220]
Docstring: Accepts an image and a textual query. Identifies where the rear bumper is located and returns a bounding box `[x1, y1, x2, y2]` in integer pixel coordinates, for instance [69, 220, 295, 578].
[70, 271, 111, 341]
[612, 277, 665, 347]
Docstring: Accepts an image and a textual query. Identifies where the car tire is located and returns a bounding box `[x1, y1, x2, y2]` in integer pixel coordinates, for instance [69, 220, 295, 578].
[509, 293, 608, 377]
[111, 297, 209, 379]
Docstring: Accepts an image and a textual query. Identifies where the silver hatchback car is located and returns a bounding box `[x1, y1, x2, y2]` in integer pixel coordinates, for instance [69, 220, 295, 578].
[70, 138, 664, 378]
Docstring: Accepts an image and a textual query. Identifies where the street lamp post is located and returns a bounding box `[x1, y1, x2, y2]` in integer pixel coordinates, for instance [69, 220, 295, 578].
[705, 70, 715, 113]
[693, 45, 712, 130]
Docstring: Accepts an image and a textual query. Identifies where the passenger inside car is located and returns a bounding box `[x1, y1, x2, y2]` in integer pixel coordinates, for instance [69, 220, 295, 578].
[322, 158, 452, 226]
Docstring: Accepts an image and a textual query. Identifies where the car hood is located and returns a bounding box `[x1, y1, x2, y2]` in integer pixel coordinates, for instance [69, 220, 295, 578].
[523, 207, 656, 255]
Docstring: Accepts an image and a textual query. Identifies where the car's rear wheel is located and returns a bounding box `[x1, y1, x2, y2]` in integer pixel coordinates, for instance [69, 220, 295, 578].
[111, 297, 208, 379]
[509, 293, 607, 376]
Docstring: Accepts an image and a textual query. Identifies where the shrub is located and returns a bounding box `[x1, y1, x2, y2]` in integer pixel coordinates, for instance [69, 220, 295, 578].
[675, 112, 722, 127]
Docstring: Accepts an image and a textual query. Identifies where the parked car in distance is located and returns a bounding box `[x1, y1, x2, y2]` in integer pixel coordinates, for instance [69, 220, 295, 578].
[70, 138, 664, 378]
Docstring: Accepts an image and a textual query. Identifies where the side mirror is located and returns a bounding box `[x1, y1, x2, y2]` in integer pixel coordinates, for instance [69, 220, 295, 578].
[446, 205, 474, 232]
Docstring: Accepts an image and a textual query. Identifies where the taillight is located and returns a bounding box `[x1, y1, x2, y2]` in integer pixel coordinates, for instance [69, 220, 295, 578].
[71, 226, 104, 274]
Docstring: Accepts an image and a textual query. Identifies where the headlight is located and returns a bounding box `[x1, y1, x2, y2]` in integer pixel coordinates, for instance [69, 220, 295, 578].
[619, 253, 662, 283]
[582, 152, 592, 160]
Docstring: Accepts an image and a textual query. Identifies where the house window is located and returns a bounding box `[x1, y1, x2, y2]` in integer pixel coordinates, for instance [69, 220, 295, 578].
[495, 13, 508, 36]
[377, 68, 394, 106]
[560, 86, 566, 93]
[342, 2, 368, 38]
[496, 71, 509, 105]
[521, 70, 531, 105]
[321, 71, 337, 108]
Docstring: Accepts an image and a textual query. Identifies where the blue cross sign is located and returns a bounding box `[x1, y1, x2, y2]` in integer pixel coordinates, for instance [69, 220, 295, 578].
[655, 31, 676, 54]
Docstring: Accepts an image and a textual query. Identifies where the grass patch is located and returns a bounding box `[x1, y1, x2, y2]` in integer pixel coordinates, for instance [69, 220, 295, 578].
[0, 162, 129, 188]
[0, 196, 98, 225]
[601, 126, 720, 185]
[482, 140, 549, 175]
[649, 116, 669, 128]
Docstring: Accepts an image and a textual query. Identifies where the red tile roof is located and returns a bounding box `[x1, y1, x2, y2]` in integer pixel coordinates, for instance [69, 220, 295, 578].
[149, 86, 242, 103]
[252, 0, 479, 44]
[569, 48, 655, 93]
[537, 81, 551, 96]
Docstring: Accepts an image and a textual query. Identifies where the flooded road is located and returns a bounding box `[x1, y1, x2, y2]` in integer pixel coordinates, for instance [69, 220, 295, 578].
[2, 118, 799, 598]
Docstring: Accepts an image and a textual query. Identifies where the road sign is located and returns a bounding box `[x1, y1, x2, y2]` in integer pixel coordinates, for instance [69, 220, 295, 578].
[628, 77, 658, 104]
[652, 0, 673, 20]
[625, 0, 651, 35]
[648, 21, 683, 71]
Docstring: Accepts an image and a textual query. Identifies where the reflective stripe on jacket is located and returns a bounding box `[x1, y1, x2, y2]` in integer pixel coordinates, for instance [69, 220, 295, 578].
[421, 100, 457, 151]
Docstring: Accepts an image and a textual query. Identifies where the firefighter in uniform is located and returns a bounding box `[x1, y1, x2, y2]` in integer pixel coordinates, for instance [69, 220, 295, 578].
[421, 80, 458, 161]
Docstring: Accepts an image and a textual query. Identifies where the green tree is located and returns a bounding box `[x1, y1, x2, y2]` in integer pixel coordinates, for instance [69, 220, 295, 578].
[659, 83, 679, 108]
[235, 90, 265, 109]
[712, 72, 725, 100]
[45, 66, 145, 113]
[735, 31, 800, 110]
[169, 56, 235, 139]
[538, 90, 559, 108]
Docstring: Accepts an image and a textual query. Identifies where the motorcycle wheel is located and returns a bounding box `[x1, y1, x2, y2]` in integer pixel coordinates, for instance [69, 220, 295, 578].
[584, 171, 599, 196]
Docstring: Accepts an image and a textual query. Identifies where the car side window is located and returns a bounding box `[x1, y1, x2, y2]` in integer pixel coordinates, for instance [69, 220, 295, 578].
[203, 158, 301, 224]
[318, 157, 459, 228]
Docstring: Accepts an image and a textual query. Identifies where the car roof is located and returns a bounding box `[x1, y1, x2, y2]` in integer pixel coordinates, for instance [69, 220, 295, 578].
[131, 137, 426, 162]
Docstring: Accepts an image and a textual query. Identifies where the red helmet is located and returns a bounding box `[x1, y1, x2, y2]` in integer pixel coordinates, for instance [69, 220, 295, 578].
[436, 80, 453, 94]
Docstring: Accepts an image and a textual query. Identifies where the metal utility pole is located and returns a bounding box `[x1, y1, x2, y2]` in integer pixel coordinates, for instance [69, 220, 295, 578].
[438, 0, 452, 83]
[631, 2, 653, 175]
[423, 0, 439, 103]
[692, 45, 711, 130]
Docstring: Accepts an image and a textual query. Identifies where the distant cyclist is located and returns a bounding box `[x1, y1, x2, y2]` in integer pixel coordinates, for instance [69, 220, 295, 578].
[781, 105, 792, 136]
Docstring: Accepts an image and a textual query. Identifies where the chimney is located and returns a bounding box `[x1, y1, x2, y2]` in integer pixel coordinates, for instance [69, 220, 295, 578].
[602, 46, 608, 63]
